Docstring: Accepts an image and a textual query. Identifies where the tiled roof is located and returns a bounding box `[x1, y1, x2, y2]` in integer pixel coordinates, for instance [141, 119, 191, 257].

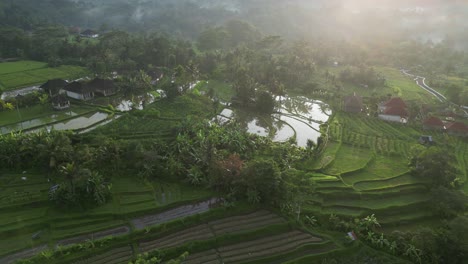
[446, 122, 468, 132]
[384, 97, 407, 108]
[383, 106, 408, 117]
[423, 116, 444, 127]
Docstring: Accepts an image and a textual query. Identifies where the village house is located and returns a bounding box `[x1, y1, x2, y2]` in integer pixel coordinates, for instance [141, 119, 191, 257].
[80, 29, 99, 38]
[40, 79, 68, 96]
[51, 94, 70, 110]
[63, 82, 95, 100]
[88, 78, 117, 97]
[446, 122, 468, 137]
[419, 135, 434, 145]
[149, 69, 164, 85]
[378, 97, 408, 123]
[422, 116, 445, 131]
[343, 93, 363, 113]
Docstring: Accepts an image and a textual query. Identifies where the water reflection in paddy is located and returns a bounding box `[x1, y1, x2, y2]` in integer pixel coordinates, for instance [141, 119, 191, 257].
[216, 96, 330, 147]
[1, 112, 110, 134]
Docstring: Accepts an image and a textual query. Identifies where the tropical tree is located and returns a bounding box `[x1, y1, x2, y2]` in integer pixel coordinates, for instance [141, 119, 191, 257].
[281, 169, 314, 221]
[404, 244, 422, 264]
[59, 162, 79, 195]
[360, 214, 381, 231]
[410, 147, 457, 188]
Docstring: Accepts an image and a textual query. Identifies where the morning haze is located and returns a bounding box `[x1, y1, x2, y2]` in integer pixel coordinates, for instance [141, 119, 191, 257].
[0, 1, 467, 263]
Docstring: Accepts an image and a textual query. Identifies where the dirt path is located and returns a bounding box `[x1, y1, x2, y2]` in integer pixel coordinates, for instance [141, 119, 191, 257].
[131, 198, 220, 230]
[56, 226, 131, 247]
[0, 245, 48, 264]
[1, 198, 220, 263]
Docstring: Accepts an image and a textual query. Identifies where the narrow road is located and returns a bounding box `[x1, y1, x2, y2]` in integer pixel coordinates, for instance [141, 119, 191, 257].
[401, 69, 446, 102]
[415, 76, 446, 102]
[401, 69, 468, 116]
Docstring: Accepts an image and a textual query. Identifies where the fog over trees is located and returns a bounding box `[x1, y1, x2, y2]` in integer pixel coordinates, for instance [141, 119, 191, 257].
[2, 0, 468, 49]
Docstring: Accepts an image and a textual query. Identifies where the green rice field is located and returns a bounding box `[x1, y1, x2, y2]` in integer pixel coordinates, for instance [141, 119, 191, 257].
[0, 61, 88, 91]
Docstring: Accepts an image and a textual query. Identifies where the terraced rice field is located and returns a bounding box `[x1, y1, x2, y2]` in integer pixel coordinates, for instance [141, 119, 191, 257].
[210, 210, 285, 236]
[140, 224, 214, 252]
[353, 173, 424, 191]
[183, 249, 220, 264]
[139, 210, 286, 252]
[324, 144, 373, 175]
[0, 61, 88, 90]
[0, 245, 48, 264]
[135, 210, 333, 264]
[131, 198, 219, 230]
[0, 171, 212, 261]
[56, 226, 130, 247]
[218, 231, 323, 263]
[65, 209, 332, 264]
[94, 94, 215, 140]
[182, 231, 333, 264]
[301, 111, 437, 225]
[73, 246, 133, 264]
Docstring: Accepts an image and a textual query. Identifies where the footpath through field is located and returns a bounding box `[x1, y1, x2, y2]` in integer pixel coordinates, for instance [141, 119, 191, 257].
[76, 209, 333, 264]
[0, 198, 220, 264]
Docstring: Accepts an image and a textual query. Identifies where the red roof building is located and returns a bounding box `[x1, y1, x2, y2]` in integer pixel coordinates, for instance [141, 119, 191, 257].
[384, 106, 408, 117]
[423, 116, 445, 130]
[446, 122, 468, 136]
[384, 97, 407, 109]
[378, 97, 409, 123]
[343, 93, 363, 113]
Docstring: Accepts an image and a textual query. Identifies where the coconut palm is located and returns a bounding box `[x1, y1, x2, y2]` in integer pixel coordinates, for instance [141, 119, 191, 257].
[59, 162, 78, 195]
[404, 244, 422, 264]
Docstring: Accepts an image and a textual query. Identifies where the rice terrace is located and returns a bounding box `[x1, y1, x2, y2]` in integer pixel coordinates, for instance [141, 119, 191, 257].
[0, 1, 467, 264]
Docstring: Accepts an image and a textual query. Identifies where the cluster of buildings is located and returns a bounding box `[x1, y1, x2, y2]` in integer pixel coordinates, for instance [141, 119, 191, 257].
[423, 116, 468, 137]
[343, 93, 468, 137]
[343, 94, 409, 123]
[40, 78, 117, 110]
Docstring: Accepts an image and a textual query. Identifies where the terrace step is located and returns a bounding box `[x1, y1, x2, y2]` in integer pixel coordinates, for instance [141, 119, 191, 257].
[56, 226, 130, 247]
[0, 244, 48, 264]
[140, 224, 214, 252]
[73, 246, 133, 264]
[210, 211, 286, 236]
[182, 249, 219, 264]
[219, 232, 323, 263]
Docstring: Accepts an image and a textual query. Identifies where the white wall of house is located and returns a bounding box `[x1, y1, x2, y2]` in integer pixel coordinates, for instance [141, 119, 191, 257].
[378, 114, 406, 123]
[65, 91, 84, 100]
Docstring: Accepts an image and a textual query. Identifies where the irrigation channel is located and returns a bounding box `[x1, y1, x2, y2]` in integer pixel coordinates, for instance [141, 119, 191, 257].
[216, 96, 332, 147]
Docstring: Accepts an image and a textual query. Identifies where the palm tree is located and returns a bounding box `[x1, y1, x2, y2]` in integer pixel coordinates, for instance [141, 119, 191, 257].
[366, 231, 376, 242]
[361, 214, 381, 231]
[404, 244, 422, 264]
[60, 162, 78, 195]
[305, 215, 318, 226]
[86, 172, 109, 205]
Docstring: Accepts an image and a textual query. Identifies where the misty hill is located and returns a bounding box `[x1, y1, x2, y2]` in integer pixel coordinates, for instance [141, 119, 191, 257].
[1, 0, 468, 49]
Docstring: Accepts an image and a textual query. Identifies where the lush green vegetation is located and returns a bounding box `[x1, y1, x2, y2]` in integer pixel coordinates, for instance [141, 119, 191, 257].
[1, 1, 467, 264]
[0, 171, 211, 257]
